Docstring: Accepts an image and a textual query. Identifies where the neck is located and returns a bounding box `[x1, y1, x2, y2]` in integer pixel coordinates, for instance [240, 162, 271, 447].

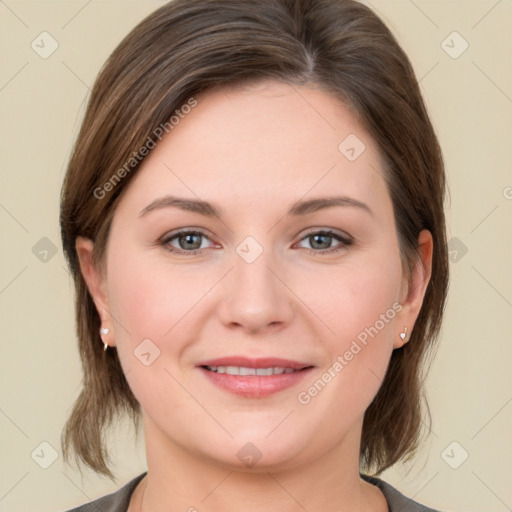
[133, 417, 386, 512]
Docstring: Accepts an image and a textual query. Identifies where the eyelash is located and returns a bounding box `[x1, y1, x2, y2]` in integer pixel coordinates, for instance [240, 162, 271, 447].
[160, 229, 353, 256]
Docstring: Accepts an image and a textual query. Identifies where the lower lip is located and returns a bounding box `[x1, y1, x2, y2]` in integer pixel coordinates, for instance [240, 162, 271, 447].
[198, 367, 313, 398]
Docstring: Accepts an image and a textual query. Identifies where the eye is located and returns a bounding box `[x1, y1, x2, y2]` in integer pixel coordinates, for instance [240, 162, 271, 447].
[161, 230, 213, 255]
[295, 229, 353, 255]
[160, 228, 353, 256]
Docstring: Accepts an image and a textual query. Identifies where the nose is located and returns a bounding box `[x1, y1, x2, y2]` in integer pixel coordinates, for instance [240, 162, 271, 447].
[216, 243, 295, 335]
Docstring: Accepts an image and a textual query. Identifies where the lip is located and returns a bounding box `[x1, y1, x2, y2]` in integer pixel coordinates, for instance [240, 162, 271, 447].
[196, 356, 314, 399]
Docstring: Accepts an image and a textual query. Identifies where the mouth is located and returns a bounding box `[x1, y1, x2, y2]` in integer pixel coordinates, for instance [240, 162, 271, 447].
[196, 357, 314, 398]
[202, 365, 302, 375]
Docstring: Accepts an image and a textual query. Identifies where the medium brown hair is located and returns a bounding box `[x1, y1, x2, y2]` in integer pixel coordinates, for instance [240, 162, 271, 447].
[60, 0, 448, 480]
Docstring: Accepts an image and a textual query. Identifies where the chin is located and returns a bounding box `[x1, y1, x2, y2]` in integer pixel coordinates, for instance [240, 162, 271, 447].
[195, 432, 311, 473]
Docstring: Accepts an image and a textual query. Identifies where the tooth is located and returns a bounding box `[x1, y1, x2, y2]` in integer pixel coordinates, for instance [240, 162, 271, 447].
[256, 368, 273, 376]
[239, 367, 256, 376]
[206, 365, 299, 375]
[225, 366, 239, 375]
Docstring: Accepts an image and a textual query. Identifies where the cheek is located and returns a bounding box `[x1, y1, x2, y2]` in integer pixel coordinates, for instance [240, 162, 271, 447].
[104, 253, 196, 414]
[104, 249, 222, 398]
[295, 249, 402, 414]
[107, 252, 204, 341]
[295, 250, 402, 349]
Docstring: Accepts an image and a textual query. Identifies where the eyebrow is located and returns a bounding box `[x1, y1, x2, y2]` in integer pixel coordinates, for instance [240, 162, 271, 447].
[139, 194, 373, 218]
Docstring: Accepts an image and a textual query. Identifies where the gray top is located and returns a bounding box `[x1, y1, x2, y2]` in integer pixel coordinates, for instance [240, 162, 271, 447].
[64, 472, 442, 512]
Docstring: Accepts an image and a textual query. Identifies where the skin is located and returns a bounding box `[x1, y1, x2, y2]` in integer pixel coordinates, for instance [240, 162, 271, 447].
[77, 79, 432, 512]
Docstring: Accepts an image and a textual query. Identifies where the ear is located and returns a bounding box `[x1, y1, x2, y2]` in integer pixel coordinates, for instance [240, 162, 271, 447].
[75, 236, 115, 348]
[394, 229, 433, 349]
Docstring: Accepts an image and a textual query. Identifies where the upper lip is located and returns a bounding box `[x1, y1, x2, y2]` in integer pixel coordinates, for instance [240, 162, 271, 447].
[197, 356, 313, 370]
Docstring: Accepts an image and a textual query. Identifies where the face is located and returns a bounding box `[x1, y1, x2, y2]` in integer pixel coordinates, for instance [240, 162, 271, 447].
[78, 79, 431, 472]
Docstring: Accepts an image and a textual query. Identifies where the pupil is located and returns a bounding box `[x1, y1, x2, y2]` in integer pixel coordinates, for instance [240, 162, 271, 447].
[182, 234, 200, 249]
[312, 234, 330, 249]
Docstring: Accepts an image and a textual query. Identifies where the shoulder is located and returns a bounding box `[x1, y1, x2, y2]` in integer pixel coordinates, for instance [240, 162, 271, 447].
[361, 474, 443, 512]
[63, 473, 147, 512]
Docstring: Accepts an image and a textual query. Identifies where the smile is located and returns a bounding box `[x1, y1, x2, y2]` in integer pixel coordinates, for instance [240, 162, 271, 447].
[203, 365, 300, 375]
[197, 356, 314, 398]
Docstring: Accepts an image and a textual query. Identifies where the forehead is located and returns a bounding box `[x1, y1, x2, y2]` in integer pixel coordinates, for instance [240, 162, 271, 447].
[116, 80, 389, 219]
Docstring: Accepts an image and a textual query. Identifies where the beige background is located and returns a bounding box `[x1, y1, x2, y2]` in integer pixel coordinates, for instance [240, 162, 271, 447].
[1, 1, 511, 511]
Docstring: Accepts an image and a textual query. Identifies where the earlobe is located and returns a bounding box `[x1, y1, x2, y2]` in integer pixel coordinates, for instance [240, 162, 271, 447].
[75, 237, 113, 340]
[394, 230, 433, 348]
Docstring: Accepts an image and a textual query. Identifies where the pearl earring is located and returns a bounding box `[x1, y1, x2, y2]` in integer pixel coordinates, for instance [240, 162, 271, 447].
[100, 327, 109, 351]
[399, 326, 408, 341]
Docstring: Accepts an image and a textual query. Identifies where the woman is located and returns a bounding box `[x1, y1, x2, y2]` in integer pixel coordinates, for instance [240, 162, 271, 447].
[60, 0, 449, 510]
